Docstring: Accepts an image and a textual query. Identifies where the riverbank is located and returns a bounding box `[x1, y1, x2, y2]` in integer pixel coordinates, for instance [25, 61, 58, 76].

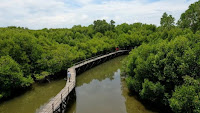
[0, 56, 166, 113]
[65, 55, 158, 113]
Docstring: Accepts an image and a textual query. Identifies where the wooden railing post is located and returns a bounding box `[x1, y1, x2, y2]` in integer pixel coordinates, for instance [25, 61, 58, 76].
[39, 50, 131, 113]
[52, 103, 54, 112]
[60, 94, 63, 112]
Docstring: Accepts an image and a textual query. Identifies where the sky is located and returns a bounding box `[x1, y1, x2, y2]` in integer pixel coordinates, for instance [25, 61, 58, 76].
[0, 0, 198, 29]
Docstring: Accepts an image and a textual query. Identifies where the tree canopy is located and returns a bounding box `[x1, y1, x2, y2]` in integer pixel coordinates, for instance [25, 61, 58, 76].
[123, 1, 200, 112]
[160, 12, 175, 30]
[177, 0, 200, 32]
[0, 20, 156, 99]
[0, 1, 200, 112]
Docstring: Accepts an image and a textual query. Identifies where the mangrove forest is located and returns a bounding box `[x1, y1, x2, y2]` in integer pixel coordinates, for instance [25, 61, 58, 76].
[0, 0, 200, 113]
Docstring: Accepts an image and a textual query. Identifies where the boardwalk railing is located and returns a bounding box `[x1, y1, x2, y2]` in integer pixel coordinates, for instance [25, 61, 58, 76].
[38, 49, 129, 113]
[73, 54, 103, 66]
[73, 49, 129, 66]
[42, 81, 75, 113]
[74, 50, 129, 68]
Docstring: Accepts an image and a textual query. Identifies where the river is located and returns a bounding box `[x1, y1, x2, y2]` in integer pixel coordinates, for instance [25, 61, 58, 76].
[0, 56, 157, 113]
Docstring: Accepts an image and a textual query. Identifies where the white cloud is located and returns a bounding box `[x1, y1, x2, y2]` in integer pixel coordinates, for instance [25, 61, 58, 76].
[0, 0, 198, 29]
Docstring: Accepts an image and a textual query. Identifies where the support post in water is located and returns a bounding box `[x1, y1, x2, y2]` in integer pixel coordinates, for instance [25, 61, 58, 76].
[38, 50, 129, 113]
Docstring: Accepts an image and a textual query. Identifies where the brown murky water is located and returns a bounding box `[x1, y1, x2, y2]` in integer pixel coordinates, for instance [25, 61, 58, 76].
[0, 56, 158, 113]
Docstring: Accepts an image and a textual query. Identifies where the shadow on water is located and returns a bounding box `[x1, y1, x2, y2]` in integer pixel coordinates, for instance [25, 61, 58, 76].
[65, 55, 166, 113]
[121, 78, 171, 113]
[62, 89, 77, 113]
[0, 55, 167, 113]
[0, 70, 67, 104]
[75, 55, 126, 87]
[0, 74, 67, 113]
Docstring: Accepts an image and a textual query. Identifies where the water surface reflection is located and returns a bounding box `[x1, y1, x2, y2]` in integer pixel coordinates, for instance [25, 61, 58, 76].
[66, 56, 156, 113]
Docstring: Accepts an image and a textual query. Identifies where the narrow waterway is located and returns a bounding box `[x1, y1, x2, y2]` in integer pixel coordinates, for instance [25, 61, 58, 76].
[0, 78, 66, 113]
[0, 56, 158, 113]
[66, 56, 156, 113]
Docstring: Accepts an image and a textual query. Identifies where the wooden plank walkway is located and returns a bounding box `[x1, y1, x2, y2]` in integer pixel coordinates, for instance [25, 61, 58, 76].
[39, 50, 128, 113]
[74, 50, 128, 68]
[39, 67, 76, 113]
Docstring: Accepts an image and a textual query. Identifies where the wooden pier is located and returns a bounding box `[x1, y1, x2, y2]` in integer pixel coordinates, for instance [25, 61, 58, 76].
[39, 50, 129, 113]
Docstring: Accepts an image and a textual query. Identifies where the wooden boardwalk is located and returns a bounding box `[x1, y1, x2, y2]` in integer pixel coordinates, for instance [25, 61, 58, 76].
[39, 50, 128, 113]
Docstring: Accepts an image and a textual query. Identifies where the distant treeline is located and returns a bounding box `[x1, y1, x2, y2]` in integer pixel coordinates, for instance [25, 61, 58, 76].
[1, 0, 200, 112]
[0, 19, 156, 99]
[123, 0, 200, 113]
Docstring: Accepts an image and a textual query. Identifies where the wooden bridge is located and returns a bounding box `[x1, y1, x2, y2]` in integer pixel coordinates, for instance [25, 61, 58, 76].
[38, 50, 129, 113]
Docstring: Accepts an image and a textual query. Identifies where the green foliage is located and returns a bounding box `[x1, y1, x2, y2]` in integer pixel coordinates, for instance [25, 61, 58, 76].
[169, 76, 200, 113]
[0, 56, 33, 98]
[1, 2, 200, 111]
[160, 12, 175, 30]
[126, 76, 141, 92]
[124, 21, 200, 113]
[140, 79, 164, 102]
[177, 0, 200, 32]
[34, 71, 50, 81]
[93, 20, 115, 34]
[124, 1, 200, 111]
[0, 94, 3, 99]
[0, 20, 156, 99]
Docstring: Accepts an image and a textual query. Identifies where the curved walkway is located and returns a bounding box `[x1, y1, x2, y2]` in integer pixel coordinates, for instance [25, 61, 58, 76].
[39, 50, 128, 113]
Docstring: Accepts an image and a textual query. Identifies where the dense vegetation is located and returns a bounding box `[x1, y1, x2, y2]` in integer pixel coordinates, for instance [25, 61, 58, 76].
[124, 1, 200, 113]
[1, 0, 200, 112]
[0, 20, 156, 99]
